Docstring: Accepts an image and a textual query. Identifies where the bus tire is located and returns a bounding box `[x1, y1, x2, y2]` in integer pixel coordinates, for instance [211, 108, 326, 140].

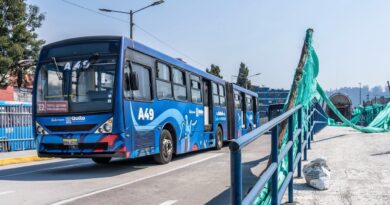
[92, 157, 111, 164]
[215, 126, 223, 150]
[154, 129, 173, 164]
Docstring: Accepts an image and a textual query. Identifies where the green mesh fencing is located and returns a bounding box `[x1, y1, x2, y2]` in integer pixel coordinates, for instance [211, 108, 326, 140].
[254, 29, 390, 205]
[328, 104, 384, 127]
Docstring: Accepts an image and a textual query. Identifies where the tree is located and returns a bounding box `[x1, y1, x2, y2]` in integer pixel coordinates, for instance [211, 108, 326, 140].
[236, 62, 251, 88]
[206, 64, 222, 78]
[0, 0, 45, 86]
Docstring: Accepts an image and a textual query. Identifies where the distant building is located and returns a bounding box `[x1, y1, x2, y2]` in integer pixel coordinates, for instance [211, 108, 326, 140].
[251, 86, 289, 119]
[363, 96, 390, 106]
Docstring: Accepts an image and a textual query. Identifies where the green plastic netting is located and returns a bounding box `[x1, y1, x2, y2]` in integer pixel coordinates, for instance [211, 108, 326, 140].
[328, 103, 384, 127]
[253, 29, 390, 205]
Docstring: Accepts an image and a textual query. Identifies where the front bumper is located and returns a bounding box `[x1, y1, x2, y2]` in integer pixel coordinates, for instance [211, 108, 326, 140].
[37, 133, 128, 158]
[38, 151, 125, 158]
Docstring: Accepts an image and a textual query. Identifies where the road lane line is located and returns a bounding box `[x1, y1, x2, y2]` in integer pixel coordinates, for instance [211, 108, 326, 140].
[0, 162, 92, 178]
[159, 200, 178, 205]
[0, 190, 15, 196]
[51, 153, 224, 205]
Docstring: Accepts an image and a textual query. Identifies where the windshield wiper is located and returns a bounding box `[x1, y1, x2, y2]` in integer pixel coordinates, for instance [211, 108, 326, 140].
[51, 57, 63, 80]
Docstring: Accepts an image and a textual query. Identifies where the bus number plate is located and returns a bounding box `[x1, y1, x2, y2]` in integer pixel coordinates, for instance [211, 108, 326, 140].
[63, 138, 78, 146]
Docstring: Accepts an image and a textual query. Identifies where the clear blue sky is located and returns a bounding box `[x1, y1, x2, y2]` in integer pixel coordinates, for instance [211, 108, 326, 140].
[28, 0, 390, 91]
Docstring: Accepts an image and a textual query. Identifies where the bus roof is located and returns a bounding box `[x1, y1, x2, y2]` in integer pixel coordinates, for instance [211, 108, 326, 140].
[125, 38, 226, 84]
[40, 36, 259, 90]
[232, 84, 258, 97]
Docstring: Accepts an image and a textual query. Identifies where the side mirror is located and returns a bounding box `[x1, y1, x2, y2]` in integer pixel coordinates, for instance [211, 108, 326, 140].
[130, 72, 139, 90]
[124, 73, 131, 91]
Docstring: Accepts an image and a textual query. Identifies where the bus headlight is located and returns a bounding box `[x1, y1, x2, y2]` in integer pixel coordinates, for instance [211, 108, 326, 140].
[36, 123, 47, 135]
[95, 118, 113, 133]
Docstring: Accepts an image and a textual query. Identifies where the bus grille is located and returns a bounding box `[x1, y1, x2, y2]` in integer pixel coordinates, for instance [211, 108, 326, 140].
[42, 142, 108, 150]
[45, 124, 97, 132]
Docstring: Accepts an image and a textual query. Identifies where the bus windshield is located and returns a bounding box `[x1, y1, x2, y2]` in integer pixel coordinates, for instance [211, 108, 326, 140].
[36, 56, 117, 114]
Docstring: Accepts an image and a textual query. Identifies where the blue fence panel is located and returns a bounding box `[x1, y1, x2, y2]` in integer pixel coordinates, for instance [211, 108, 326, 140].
[0, 101, 34, 152]
[230, 102, 328, 205]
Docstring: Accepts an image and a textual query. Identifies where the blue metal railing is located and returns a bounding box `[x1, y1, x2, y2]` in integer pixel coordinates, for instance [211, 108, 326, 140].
[0, 101, 34, 152]
[230, 102, 327, 205]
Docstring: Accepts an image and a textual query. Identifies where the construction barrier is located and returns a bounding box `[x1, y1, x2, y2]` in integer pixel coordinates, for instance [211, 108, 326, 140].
[0, 101, 35, 152]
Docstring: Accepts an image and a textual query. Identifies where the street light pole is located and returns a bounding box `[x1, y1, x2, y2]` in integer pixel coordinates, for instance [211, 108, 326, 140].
[99, 0, 164, 40]
[231, 73, 261, 89]
[130, 10, 133, 39]
[359, 82, 362, 105]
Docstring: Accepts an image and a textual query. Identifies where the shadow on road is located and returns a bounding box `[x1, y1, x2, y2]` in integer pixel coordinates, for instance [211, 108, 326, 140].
[293, 182, 316, 191]
[0, 148, 219, 182]
[205, 155, 269, 205]
[313, 134, 347, 143]
[371, 151, 390, 156]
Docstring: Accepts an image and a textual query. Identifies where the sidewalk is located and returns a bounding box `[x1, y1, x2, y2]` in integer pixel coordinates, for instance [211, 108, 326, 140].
[288, 127, 390, 205]
[0, 149, 51, 166]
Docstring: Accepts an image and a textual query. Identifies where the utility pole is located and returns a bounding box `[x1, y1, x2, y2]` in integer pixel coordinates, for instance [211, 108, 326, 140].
[100, 1, 164, 40]
[359, 82, 362, 105]
[387, 81, 390, 94]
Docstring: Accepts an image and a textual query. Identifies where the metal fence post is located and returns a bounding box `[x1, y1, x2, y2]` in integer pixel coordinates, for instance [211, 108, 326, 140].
[310, 105, 316, 141]
[287, 115, 294, 203]
[297, 107, 302, 177]
[307, 107, 311, 150]
[271, 125, 279, 205]
[231, 148, 242, 205]
[303, 107, 308, 160]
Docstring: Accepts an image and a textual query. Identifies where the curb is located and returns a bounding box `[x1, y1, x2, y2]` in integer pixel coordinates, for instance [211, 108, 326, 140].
[0, 155, 52, 166]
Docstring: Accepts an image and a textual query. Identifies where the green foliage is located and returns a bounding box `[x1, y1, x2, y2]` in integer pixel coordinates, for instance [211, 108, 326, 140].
[0, 0, 45, 85]
[236, 62, 251, 88]
[206, 64, 222, 78]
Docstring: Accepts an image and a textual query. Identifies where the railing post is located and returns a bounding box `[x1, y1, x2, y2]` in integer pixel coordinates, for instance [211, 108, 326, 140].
[230, 148, 242, 205]
[310, 105, 314, 141]
[287, 115, 294, 203]
[271, 125, 279, 205]
[307, 107, 311, 150]
[304, 107, 308, 160]
[297, 107, 302, 177]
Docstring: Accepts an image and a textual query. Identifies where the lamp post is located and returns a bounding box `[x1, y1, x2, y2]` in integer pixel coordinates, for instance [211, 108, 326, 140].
[359, 82, 362, 105]
[99, 0, 164, 40]
[232, 73, 261, 89]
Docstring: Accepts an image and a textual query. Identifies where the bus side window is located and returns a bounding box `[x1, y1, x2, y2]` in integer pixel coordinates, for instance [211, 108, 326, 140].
[246, 95, 253, 112]
[124, 63, 152, 101]
[190, 75, 202, 104]
[156, 62, 173, 99]
[234, 91, 241, 109]
[212, 82, 219, 106]
[172, 67, 187, 101]
[219, 84, 226, 107]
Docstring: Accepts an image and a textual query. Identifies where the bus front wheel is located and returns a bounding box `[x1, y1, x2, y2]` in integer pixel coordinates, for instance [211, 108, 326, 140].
[92, 157, 111, 164]
[215, 126, 223, 150]
[154, 129, 174, 164]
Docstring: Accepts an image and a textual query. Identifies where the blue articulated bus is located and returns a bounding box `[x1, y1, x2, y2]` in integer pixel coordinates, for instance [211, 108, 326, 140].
[33, 36, 259, 164]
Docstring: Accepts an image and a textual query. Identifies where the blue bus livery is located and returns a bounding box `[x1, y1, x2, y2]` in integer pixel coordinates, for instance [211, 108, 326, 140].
[33, 36, 259, 164]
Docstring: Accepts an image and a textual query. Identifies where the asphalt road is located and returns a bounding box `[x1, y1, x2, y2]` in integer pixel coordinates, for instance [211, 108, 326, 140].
[0, 135, 271, 205]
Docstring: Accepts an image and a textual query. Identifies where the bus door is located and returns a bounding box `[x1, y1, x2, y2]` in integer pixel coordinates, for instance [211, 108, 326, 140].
[253, 96, 259, 128]
[245, 95, 254, 131]
[241, 92, 246, 131]
[233, 90, 243, 138]
[203, 80, 212, 132]
[123, 50, 156, 157]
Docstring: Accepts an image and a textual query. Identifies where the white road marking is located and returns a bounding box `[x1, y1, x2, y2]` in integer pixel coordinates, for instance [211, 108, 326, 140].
[159, 200, 178, 205]
[0, 190, 15, 196]
[51, 153, 224, 205]
[0, 162, 92, 178]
